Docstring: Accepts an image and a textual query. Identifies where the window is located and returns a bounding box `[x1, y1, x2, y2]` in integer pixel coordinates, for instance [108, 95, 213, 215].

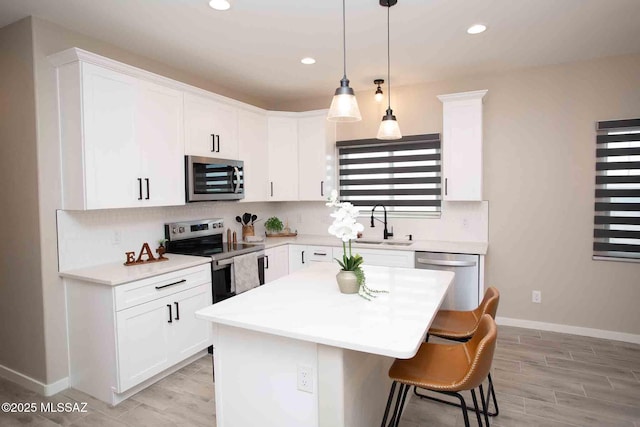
[593, 118, 640, 262]
[336, 134, 441, 216]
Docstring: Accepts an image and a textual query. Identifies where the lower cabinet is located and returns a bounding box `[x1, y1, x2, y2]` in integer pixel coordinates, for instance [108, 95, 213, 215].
[334, 247, 415, 268]
[264, 245, 289, 283]
[288, 245, 336, 273]
[65, 264, 213, 405]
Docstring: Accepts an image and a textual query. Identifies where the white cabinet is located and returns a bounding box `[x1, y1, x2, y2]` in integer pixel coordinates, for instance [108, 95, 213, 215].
[336, 247, 414, 268]
[298, 112, 336, 201]
[267, 115, 299, 201]
[288, 245, 336, 273]
[184, 92, 239, 159]
[238, 109, 269, 202]
[264, 245, 289, 283]
[65, 264, 212, 405]
[53, 55, 185, 210]
[438, 90, 487, 201]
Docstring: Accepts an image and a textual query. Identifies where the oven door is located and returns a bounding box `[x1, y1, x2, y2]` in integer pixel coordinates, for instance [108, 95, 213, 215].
[186, 155, 244, 202]
[211, 253, 265, 304]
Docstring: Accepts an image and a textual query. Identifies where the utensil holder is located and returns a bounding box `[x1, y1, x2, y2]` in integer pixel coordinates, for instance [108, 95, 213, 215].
[242, 225, 255, 241]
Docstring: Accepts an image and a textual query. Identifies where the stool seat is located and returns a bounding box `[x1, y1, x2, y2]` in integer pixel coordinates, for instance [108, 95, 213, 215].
[428, 310, 480, 340]
[389, 342, 471, 391]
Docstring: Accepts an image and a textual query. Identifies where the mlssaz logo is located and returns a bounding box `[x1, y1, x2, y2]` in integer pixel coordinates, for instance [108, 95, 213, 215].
[40, 402, 88, 413]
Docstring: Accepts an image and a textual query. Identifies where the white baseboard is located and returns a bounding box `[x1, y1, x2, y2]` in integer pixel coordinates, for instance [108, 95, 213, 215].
[496, 316, 640, 345]
[0, 364, 69, 396]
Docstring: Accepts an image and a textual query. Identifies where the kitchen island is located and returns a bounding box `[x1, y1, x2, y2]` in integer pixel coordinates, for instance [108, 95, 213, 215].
[195, 263, 453, 427]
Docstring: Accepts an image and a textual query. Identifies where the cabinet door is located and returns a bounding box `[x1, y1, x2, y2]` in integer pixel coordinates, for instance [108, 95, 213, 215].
[137, 80, 185, 207]
[170, 284, 213, 362]
[267, 116, 299, 201]
[116, 297, 173, 391]
[306, 246, 333, 263]
[238, 109, 269, 202]
[184, 93, 238, 159]
[298, 114, 336, 201]
[264, 246, 289, 283]
[82, 63, 140, 209]
[210, 101, 239, 159]
[288, 245, 307, 273]
[440, 91, 486, 201]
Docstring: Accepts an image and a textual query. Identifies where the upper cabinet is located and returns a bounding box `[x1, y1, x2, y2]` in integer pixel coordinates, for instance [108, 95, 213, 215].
[184, 93, 239, 160]
[238, 109, 269, 202]
[267, 115, 299, 201]
[266, 110, 336, 202]
[298, 111, 336, 201]
[51, 50, 185, 210]
[438, 90, 487, 201]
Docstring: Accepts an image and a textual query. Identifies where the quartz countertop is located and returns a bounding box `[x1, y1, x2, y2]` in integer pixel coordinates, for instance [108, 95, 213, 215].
[257, 234, 488, 255]
[59, 254, 211, 286]
[195, 262, 454, 358]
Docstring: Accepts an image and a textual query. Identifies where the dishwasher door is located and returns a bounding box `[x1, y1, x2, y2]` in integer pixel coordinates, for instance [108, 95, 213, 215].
[414, 252, 479, 310]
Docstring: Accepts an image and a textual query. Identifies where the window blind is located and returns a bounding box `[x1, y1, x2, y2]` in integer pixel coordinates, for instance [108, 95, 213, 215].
[593, 118, 640, 261]
[336, 134, 441, 214]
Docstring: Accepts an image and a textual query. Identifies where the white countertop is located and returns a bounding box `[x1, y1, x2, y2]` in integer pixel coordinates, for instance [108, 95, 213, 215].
[195, 263, 454, 358]
[258, 234, 488, 255]
[59, 254, 211, 286]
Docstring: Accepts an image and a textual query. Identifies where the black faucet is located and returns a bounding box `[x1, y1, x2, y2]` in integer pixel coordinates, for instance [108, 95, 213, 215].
[370, 205, 393, 239]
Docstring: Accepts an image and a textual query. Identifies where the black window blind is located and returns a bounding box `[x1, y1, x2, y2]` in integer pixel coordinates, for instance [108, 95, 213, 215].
[336, 134, 441, 214]
[593, 118, 640, 261]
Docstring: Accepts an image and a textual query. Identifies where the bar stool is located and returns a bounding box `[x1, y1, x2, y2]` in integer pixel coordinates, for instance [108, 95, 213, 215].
[419, 287, 500, 417]
[381, 314, 498, 427]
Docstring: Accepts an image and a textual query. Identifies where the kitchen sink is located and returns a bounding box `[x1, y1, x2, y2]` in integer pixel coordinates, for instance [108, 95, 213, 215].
[354, 239, 412, 246]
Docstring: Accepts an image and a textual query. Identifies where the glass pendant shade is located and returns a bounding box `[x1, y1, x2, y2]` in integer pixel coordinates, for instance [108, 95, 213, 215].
[377, 108, 402, 140]
[374, 89, 384, 103]
[327, 78, 362, 122]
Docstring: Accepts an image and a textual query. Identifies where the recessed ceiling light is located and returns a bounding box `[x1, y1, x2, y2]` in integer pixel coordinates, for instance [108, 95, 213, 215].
[301, 57, 316, 65]
[209, 0, 231, 11]
[467, 24, 487, 35]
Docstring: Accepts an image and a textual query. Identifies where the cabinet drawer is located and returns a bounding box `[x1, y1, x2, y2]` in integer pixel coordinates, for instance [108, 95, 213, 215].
[306, 246, 333, 263]
[334, 247, 414, 268]
[115, 264, 211, 311]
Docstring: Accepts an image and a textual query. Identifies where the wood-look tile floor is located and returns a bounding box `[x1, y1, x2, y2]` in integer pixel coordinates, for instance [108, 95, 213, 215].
[0, 325, 639, 426]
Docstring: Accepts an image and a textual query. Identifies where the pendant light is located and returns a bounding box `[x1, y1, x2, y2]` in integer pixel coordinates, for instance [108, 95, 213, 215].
[374, 79, 384, 102]
[327, 0, 362, 122]
[377, 0, 402, 140]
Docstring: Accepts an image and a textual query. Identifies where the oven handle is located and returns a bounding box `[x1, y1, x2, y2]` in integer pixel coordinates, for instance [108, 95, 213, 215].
[233, 166, 241, 194]
[213, 251, 266, 270]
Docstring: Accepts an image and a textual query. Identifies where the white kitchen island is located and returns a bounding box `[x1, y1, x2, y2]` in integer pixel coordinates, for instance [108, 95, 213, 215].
[195, 263, 454, 427]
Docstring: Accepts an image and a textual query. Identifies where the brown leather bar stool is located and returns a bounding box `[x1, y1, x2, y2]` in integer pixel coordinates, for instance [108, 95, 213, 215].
[381, 314, 498, 427]
[419, 287, 500, 417]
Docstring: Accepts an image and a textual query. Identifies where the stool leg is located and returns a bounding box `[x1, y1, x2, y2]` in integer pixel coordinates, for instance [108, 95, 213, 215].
[389, 383, 407, 427]
[470, 389, 483, 427]
[381, 382, 398, 427]
[393, 383, 411, 427]
[479, 384, 490, 427]
[487, 373, 499, 416]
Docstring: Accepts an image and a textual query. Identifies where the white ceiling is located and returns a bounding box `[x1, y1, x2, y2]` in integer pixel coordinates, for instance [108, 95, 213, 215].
[2, 0, 640, 105]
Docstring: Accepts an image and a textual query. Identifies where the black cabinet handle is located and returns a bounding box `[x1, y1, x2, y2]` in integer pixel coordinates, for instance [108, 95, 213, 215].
[302, 250, 305, 264]
[145, 178, 150, 200]
[211, 134, 215, 152]
[174, 302, 180, 320]
[155, 279, 186, 290]
[167, 304, 173, 323]
[445, 178, 448, 196]
[270, 182, 274, 197]
[137, 178, 142, 200]
[321, 181, 324, 197]
[216, 135, 220, 152]
[313, 252, 327, 256]
[265, 255, 269, 269]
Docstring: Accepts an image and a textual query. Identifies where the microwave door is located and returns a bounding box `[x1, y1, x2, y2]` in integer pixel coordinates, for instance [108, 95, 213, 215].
[186, 156, 244, 202]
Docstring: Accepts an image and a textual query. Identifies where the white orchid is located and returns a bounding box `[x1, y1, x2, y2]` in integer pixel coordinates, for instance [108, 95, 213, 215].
[327, 192, 363, 242]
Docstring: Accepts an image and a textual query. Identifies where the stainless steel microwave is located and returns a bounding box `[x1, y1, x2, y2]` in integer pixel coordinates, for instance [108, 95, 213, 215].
[185, 156, 244, 202]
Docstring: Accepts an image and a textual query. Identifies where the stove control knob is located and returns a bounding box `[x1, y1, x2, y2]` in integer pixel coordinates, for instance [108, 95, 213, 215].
[172, 227, 178, 234]
[178, 226, 185, 233]
[212, 223, 218, 228]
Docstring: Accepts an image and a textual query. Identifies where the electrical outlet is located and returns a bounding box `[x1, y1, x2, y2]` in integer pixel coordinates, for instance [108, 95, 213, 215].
[111, 230, 121, 246]
[462, 218, 469, 229]
[297, 365, 313, 393]
[532, 290, 542, 304]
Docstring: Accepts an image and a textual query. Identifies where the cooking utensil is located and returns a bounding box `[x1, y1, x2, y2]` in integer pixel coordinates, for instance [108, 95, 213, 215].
[235, 216, 242, 224]
[243, 213, 251, 225]
[251, 214, 257, 224]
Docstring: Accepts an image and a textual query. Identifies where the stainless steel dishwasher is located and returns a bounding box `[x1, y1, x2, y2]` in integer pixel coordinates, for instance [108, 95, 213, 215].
[414, 252, 480, 310]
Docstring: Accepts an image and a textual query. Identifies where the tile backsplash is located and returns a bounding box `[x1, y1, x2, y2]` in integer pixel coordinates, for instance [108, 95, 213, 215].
[57, 200, 488, 271]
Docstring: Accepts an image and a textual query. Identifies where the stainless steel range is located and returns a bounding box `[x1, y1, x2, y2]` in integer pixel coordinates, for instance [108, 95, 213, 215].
[164, 218, 265, 304]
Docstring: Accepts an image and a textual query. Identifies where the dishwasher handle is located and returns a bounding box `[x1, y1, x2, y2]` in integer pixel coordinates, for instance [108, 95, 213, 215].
[416, 258, 477, 268]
